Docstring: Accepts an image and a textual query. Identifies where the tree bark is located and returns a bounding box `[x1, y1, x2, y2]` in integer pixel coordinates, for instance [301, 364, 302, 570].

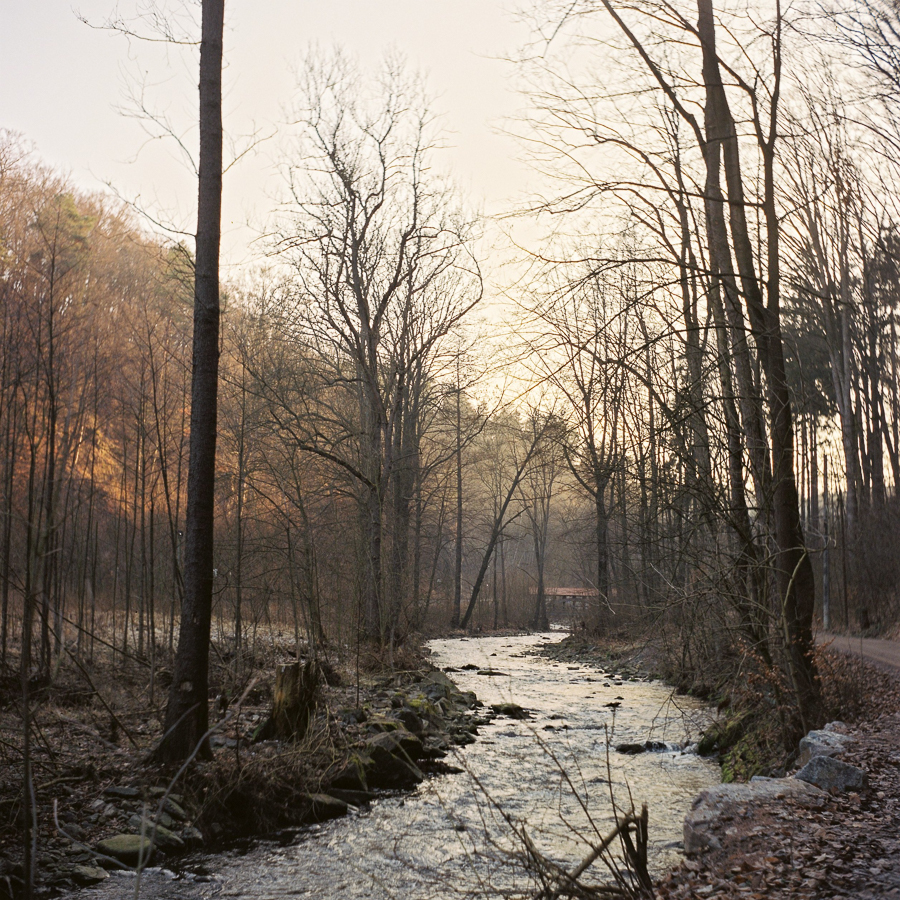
[157, 0, 224, 763]
[697, 0, 821, 729]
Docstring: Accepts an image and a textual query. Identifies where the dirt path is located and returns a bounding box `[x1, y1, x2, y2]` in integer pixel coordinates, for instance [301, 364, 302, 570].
[821, 633, 900, 676]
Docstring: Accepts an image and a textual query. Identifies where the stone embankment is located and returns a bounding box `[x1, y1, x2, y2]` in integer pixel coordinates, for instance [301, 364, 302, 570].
[682, 721, 866, 855]
[658, 679, 900, 898]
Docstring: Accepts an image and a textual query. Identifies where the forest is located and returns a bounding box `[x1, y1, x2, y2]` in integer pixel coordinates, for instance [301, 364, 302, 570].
[2, 1, 900, 898]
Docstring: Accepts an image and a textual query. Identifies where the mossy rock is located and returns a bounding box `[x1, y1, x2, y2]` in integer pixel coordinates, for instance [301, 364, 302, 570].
[148, 824, 185, 851]
[697, 710, 751, 757]
[330, 752, 374, 791]
[95, 834, 154, 867]
[366, 717, 402, 734]
[161, 798, 187, 821]
[72, 865, 108, 885]
[721, 737, 767, 783]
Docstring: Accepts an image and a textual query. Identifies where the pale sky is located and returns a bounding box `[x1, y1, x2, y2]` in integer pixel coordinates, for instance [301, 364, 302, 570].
[1, 1, 535, 272]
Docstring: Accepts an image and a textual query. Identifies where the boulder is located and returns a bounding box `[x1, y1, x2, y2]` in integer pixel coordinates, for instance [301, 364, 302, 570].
[798, 728, 853, 766]
[396, 708, 424, 734]
[330, 753, 374, 791]
[421, 670, 458, 700]
[95, 834, 154, 867]
[684, 779, 825, 855]
[490, 703, 530, 720]
[419, 671, 477, 709]
[616, 743, 646, 755]
[368, 728, 425, 762]
[71, 865, 108, 885]
[795, 755, 868, 793]
[300, 793, 349, 823]
[363, 733, 424, 789]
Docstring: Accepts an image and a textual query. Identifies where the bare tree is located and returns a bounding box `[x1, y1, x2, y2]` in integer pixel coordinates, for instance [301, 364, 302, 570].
[272, 54, 481, 645]
[157, 0, 224, 763]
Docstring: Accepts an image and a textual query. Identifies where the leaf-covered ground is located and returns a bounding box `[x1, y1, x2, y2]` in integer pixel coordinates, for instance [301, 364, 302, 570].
[655, 654, 900, 899]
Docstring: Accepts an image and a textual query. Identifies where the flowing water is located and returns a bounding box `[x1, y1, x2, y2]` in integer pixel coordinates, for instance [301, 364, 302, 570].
[73, 632, 720, 899]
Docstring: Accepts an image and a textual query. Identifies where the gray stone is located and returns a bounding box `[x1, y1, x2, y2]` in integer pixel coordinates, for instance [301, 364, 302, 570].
[421, 670, 458, 700]
[161, 798, 187, 821]
[180, 826, 204, 848]
[823, 720, 849, 734]
[684, 779, 825, 855]
[798, 728, 853, 766]
[127, 811, 177, 832]
[149, 788, 183, 803]
[95, 834, 154, 867]
[63, 823, 86, 841]
[795, 755, 868, 793]
[71, 865, 108, 885]
[102, 786, 141, 800]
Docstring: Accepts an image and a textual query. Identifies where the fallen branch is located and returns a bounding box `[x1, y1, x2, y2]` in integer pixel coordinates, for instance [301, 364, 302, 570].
[517, 806, 651, 899]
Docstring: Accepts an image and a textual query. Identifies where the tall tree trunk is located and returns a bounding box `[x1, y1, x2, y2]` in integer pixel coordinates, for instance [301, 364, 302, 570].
[451, 372, 463, 629]
[697, 0, 820, 730]
[157, 0, 224, 763]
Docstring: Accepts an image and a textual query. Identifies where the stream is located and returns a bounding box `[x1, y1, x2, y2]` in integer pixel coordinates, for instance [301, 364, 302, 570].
[72, 632, 720, 899]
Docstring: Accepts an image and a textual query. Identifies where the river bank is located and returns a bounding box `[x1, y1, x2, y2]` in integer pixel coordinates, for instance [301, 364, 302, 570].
[538, 631, 900, 898]
[28, 631, 719, 900]
[0, 636, 490, 898]
[19, 627, 875, 900]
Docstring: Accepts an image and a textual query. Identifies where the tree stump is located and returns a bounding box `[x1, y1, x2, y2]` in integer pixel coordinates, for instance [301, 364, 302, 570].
[272, 660, 320, 740]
